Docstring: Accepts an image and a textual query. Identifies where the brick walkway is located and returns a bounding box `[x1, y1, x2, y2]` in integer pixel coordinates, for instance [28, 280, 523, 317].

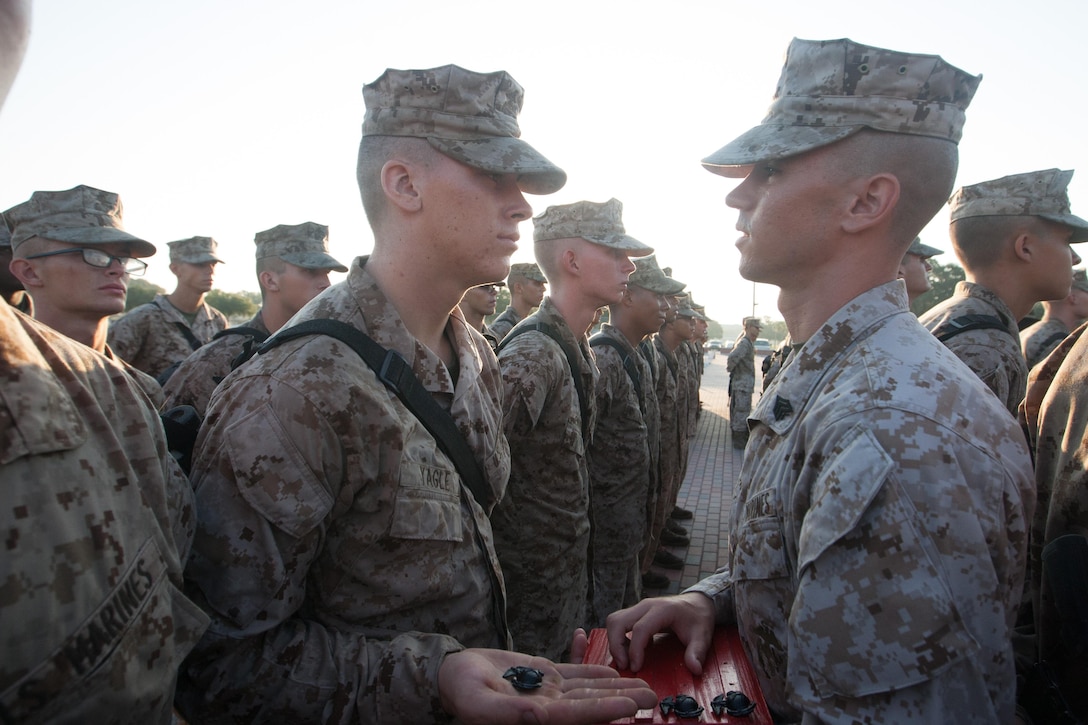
[651, 351, 743, 595]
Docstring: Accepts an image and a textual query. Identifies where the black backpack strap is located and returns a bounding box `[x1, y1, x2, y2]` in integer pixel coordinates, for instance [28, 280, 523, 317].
[257, 319, 492, 511]
[932, 314, 1011, 343]
[172, 322, 204, 352]
[590, 333, 642, 405]
[213, 326, 271, 372]
[1036, 330, 1070, 355]
[499, 321, 591, 440]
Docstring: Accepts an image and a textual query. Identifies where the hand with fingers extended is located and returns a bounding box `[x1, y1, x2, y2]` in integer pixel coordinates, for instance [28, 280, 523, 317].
[438, 647, 658, 725]
[604, 592, 716, 676]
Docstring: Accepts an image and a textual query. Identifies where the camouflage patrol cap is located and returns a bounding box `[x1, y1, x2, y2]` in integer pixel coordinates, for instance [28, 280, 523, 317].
[0, 221, 10, 249]
[628, 255, 687, 294]
[533, 198, 654, 257]
[168, 236, 225, 265]
[1072, 269, 1088, 293]
[508, 261, 546, 283]
[675, 296, 699, 318]
[254, 222, 348, 272]
[906, 237, 943, 258]
[743, 316, 762, 328]
[3, 184, 156, 256]
[362, 64, 566, 195]
[948, 169, 1088, 241]
[702, 37, 983, 178]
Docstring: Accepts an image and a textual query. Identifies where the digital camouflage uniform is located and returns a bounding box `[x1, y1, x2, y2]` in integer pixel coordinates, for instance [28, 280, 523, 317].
[0, 303, 208, 723]
[103, 345, 166, 408]
[493, 296, 598, 659]
[107, 293, 228, 380]
[688, 282, 1034, 722]
[919, 280, 1026, 415]
[587, 323, 655, 626]
[486, 304, 520, 343]
[1019, 321, 1088, 719]
[1020, 317, 1070, 370]
[176, 258, 512, 724]
[643, 335, 681, 568]
[161, 311, 271, 416]
[727, 334, 756, 435]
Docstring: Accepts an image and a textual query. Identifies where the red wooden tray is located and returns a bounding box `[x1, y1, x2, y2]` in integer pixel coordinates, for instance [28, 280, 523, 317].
[583, 627, 773, 724]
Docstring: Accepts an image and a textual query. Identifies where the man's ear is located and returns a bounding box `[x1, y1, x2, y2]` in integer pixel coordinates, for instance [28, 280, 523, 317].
[842, 173, 900, 234]
[8, 257, 43, 288]
[258, 269, 279, 293]
[381, 159, 422, 213]
[1012, 230, 1034, 262]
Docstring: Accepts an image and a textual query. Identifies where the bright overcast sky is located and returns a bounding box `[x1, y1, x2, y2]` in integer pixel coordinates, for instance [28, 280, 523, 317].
[3, 0, 1086, 325]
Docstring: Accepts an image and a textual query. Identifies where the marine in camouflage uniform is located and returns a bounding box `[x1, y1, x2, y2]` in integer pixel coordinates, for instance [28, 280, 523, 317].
[727, 316, 760, 447]
[608, 38, 1035, 723]
[920, 280, 1026, 415]
[0, 302, 208, 723]
[108, 236, 228, 381]
[587, 256, 680, 624]
[487, 261, 546, 342]
[920, 169, 1088, 416]
[162, 222, 346, 415]
[690, 283, 1034, 722]
[493, 199, 651, 659]
[177, 260, 513, 721]
[1019, 321, 1088, 720]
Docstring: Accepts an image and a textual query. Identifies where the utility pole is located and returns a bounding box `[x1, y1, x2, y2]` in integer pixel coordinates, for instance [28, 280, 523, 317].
[751, 281, 757, 320]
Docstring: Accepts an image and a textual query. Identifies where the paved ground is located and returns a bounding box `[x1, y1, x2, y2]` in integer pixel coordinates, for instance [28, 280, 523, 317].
[648, 350, 749, 595]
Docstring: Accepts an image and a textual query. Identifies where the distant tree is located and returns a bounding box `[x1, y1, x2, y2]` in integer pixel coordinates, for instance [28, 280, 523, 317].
[125, 278, 165, 310]
[706, 319, 722, 340]
[760, 318, 788, 346]
[911, 259, 965, 316]
[206, 289, 258, 320]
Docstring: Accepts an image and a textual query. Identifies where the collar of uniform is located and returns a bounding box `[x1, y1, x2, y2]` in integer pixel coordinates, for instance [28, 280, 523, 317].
[598, 322, 639, 355]
[751, 281, 910, 435]
[952, 280, 1019, 334]
[321, 255, 458, 396]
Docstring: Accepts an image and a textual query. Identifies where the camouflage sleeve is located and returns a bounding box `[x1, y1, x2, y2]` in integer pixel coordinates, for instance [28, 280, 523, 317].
[785, 422, 1029, 721]
[684, 570, 738, 626]
[181, 378, 464, 723]
[107, 307, 149, 364]
[499, 340, 562, 434]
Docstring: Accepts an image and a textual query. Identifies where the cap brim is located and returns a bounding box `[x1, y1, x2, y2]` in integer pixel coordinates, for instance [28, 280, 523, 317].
[912, 243, 944, 257]
[41, 227, 157, 258]
[582, 233, 655, 257]
[281, 252, 349, 272]
[1039, 213, 1088, 243]
[175, 253, 224, 264]
[630, 277, 687, 295]
[701, 124, 861, 177]
[428, 136, 567, 194]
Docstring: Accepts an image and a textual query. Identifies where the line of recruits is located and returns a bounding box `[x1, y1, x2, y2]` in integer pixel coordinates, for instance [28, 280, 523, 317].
[3, 9, 1086, 723]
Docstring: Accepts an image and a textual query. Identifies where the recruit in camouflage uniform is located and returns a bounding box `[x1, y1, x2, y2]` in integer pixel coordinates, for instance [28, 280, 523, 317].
[643, 320, 682, 567]
[493, 199, 651, 659]
[667, 298, 698, 517]
[161, 222, 346, 415]
[1020, 268, 1088, 369]
[920, 169, 1088, 416]
[0, 302, 208, 722]
[487, 261, 546, 342]
[727, 316, 760, 448]
[173, 66, 658, 724]
[3, 184, 167, 408]
[608, 38, 1035, 723]
[1019, 321, 1088, 720]
[108, 235, 228, 381]
[586, 256, 679, 626]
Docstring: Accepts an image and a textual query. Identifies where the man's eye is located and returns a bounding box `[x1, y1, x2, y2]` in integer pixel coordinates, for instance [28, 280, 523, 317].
[762, 165, 781, 176]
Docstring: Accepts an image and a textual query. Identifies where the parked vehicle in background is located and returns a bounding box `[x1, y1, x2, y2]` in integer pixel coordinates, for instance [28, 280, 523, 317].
[708, 339, 724, 351]
[754, 338, 773, 355]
